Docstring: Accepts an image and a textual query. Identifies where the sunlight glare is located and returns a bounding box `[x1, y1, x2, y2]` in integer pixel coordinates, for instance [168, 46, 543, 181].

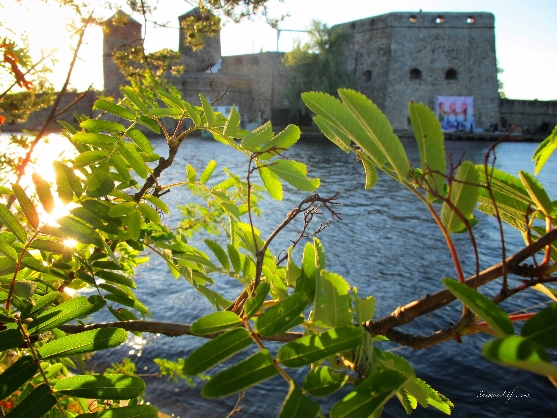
[63, 238, 78, 248]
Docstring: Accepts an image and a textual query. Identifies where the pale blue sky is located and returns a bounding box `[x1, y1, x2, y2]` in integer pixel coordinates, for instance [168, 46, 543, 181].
[4, 0, 557, 100]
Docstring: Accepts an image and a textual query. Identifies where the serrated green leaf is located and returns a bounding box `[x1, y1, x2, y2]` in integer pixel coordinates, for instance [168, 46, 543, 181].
[483, 335, 557, 378]
[442, 279, 514, 337]
[31, 173, 55, 214]
[313, 115, 351, 153]
[5, 383, 55, 418]
[0, 328, 24, 351]
[38, 328, 127, 359]
[186, 164, 197, 182]
[22, 292, 59, 318]
[58, 120, 78, 134]
[285, 249, 301, 285]
[121, 86, 148, 114]
[339, 89, 409, 180]
[55, 374, 146, 399]
[28, 296, 93, 335]
[260, 124, 301, 155]
[533, 124, 557, 174]
[357, 152, 378, 190]
[0, 356, 38, 400]
[138, 203, 160, 224]
[441, 161, 479, 233]
[330, 370, 408, 418]
[147, 108, 183, 118]
[72, 132, 117, 148]
[227, 243, 241, 274]
[278, 326, 364, 368]
[313, 271, 352, 328]
[519, 170, 552, 217]
[278, 381, 321, 418]
[137, 115, 160, 133]
[268, 160, 319, 192]
[200, 94, 216, 127]
[258, 165, 283, 200]
[303, 366, 347, 397]
[520, 303, 557, 348]
[0, 239, 17, 260]
[143, 194, 169, 214]
[96, 270, 136, 288]
[353, 287, 375, 323]
[109, 201, 137, 218]
[182, 101, 201, 126]
[223, 105, 240, 137]
[204, 239, 229, 270]
[404, 378, 453, 414]
[200, 160, 217, 184]
[74, 150, 110, 167]
[241, 121, 273, 151]
[12, 184, 39, 229]
[156, 89, 185, 109]
[190, 311, 242, 335]
[408, 102, 446, 200]
[127, 128, 154, 155]
[52, 161, 74, 204]
[256, 292, 309, 336]
[94, 99, 136, 120]
[80, 119, 126, 132]
[119, 142, 148, 179]
[0, 204, 26, 242]
[245, 282, 271, 318]
[201, 349, 278, 398]
[183, 328, 252, 376]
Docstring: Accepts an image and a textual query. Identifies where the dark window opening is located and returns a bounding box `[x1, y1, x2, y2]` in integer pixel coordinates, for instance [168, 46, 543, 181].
[467, 16, 475, 24]
[363, 69, 372, 82]
[409, 68, 422, 79]
[435, 16, 445, 24]
[409, 15, 417, 23]
[350, 22, 356, 30]
[445, 68, 458, 80]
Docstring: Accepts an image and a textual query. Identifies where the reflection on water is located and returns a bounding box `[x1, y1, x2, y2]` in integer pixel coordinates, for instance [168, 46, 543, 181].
[6, 132, 557, 417]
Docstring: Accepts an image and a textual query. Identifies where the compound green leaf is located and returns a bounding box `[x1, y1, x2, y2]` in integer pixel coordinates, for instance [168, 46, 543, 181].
[313, 115, 351, 153]
[4, 383, 55, 418]
[12, 184, 39, 229]
[119, 142, 148, 179]
[72, 132, 117, 148]
[201, 349, 278, 398]
[278, 326, 364, 368]
[258, 165, 283, 200]
[358, 152, 378, 190]
[0, 356, 38, 400]
[244, 282, 271, 318]
[143, 194, 169, 214]
[31, 238, 71, 253]
[223, 106, 240, 137]
[0, 240, 17, 260]
[483, 335, 557, 378]
[268, 160, 320, 192]
[0, 329, 24, 351]
[183, 328, 252, 376]
[190, 311, 242, 335]
[127, 128, 154, 155]
[80, 119, 126, 132]
[303, 366, 347, 397]
[314, 271, 352, 328]
[339, 89, 409, 180]
[441, 161, 479, 233]
[38, 328, 127, 359]
[442, 279, 513, 337]
[31, 173, 55, 214]
[200, 94, 216, 127]
[204, 239, 229, 270]
[27, 296, 93, 335]
[182, 101, 201, 126]
[330, 370, 408, 418]
[147, 108, 183, 118]
[227, 243, 241, 274]
[255, 292, 310, 336]
[520, 302, 557, 348]
[96, 270, 136, 288]
[58, 120, 77, 134]
[74, 150, 110, 167]
[278, 381, 321, 418]
[408, 102, 446, 201]
[260, 124, 301, 155]
[519, 170, 552, 217]
[137, 116, 160, 133]
[138, 203, 160, 224]
[0, 204, 26, 242]
[21, 292, 59, 318]
[353, 287, 375, 324]
[156, 89, 185, 109]
[122, 86, 148, 114]
[94, 99, 136, 120]
[200, 160, 217, 184]
[533, 124, 557, 174]
[109, 201, 137, 218]
[55, 374, 146, 399]
[241, 121, 273, 151]
[53, 161, 75, 204]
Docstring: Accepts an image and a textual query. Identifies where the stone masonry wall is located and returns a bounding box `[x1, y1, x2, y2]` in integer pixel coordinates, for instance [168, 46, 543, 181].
[500, 99, 557, 133]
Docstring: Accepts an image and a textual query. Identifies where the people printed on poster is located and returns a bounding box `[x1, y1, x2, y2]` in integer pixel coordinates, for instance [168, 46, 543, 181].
[435, 96, 475, 132]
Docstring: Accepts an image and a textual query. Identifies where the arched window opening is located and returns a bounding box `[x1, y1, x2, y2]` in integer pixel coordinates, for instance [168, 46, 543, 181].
[409, 68, 422, 80]
[363, 69, 372, 82]
[350, 22, 356, 30]
[467, 16, 475, 24]
[409, 15, 417, 23]
[435, 16, 445, 24]
[445, 68, 458, 80]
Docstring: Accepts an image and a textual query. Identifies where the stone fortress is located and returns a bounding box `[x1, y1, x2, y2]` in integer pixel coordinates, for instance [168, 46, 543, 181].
[7, 9, 556, 133]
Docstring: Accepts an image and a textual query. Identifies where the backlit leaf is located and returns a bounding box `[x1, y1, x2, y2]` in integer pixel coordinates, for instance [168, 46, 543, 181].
[0, 204, 26, 242]
[204, 239, 229, 270]
[223, 105, 240, 137]
[144, 194, 169, 214]
[519, 170, 552, 217]
[0, 329, 24, 351]
[241, 121, 273, 151]
[0, 356, 38, 400]
[358, 152, 378, 190]
[278, 381, 321, 418]
[122, 86, 148, 114]
[258, 165, 283, 200]
[147, 108, 183, 118]
[200, 94, 216, 127]
[190, 311, 242, 335]
[94, 99, 135, 120]
[533, 124, 557, 174]
[268, 160, 320, 192]
[74, 150, 110, 167]
[278, 326, 364, 368]
[442, 279, 514, 337]
[32, 173, 55, 214]
[200, 160, 217, 184]
[119, 142, 148, 179]
[313, 271, 352, 328]
[244, 282, 271, 318]
[53, 161, 74, 204]
[12, 184, 39, 229]
[201, 350, 278, 398]
[38, 328, 127, 359]
[79, 405, 159, 418]
[138, 203, 160, 224]
[127, 128, 154, 155]
[28, 296, 93, 335]
[183, 328, 252, 376]
[80, 119, 126, 132]
[441, 161, 479, 233]
[55, 374, 146, 399]
[72, 132, 116, 148]
[255, 292, 310, 336]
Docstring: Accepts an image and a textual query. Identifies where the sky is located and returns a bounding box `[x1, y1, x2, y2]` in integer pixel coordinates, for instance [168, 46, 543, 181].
[3, 0, 557, 100]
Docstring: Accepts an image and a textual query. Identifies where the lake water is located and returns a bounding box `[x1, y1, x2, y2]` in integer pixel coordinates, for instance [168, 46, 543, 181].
[62, 135, 557, 417]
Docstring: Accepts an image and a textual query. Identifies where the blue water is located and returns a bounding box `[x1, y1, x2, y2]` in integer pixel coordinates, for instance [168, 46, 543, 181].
[89, 136, 557, 418]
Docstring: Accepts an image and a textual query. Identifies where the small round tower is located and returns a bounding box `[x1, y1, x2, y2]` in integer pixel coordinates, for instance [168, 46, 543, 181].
[178, 8, 221, 72]
[103, 11, 142, 96]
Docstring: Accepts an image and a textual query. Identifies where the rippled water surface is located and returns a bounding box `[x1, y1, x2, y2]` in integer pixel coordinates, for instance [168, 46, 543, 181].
[88, 136, 557, 418]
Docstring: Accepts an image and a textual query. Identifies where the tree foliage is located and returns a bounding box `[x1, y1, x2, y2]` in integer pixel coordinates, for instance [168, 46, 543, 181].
[283, 21, 354, 119]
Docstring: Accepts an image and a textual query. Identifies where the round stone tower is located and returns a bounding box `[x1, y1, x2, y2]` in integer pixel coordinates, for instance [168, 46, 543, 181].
[178, 8, 221, 72]
[103, 11, 142, 96]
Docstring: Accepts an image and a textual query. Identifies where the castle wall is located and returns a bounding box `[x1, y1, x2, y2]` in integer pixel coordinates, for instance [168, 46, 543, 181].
[500, 99, 557, 133]
[336, 12, 500, 130]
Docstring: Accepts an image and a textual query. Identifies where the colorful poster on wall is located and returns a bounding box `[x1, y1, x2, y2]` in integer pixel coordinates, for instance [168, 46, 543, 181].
[435, 96, 475, 132]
